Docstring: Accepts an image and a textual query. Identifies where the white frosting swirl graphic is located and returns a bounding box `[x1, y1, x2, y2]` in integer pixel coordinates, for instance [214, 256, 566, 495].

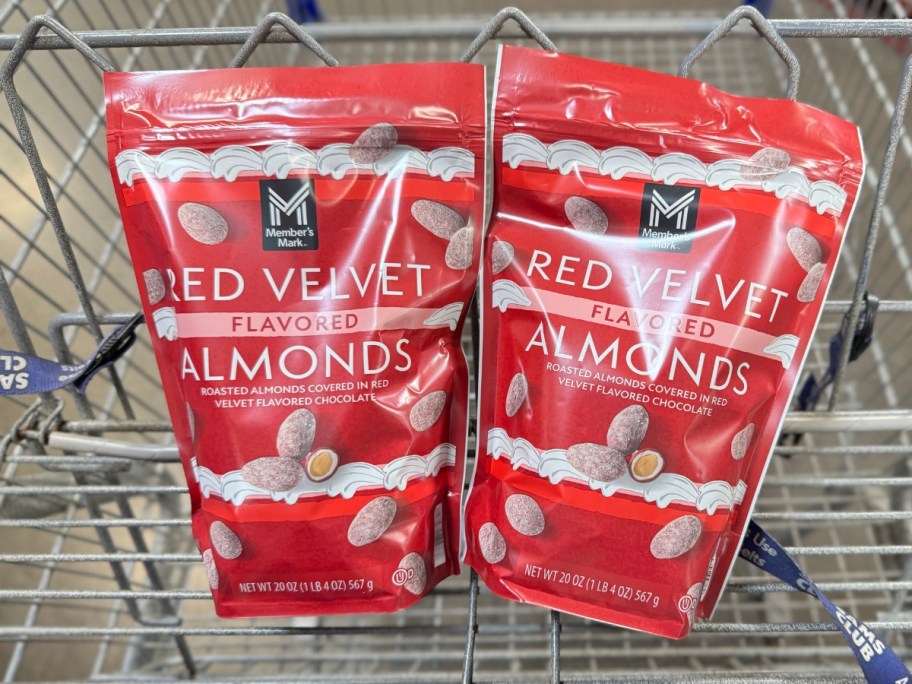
[116, 143, 475, 185]
[194, 443, 456, 505]
[423, 302, 464, 331]
[763, 334, 800, 369]
[491, 279, 532, 313]
[262, 142, 318, 178]
[502, 133, 848, 215]
[488, 428, 746, 515]
[151, 307, 177, 341]
[155, 148, 210, 182]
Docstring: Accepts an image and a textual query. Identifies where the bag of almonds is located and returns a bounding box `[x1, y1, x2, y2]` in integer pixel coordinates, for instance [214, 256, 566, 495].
[105, 62, 485, 616]
[463, 45, 864, 638]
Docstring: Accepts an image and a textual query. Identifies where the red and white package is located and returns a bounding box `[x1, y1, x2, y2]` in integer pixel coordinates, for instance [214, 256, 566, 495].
[105, 63, 485, 617]
[463, 46, 864, 638]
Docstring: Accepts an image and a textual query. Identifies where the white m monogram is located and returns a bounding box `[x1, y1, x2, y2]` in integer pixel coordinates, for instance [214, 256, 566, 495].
[649, 189, 697, 231]
[267, 183, 310, 227]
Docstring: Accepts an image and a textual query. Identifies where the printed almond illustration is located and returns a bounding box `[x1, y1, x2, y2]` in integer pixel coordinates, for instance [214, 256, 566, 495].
[350, 123, 398, 164]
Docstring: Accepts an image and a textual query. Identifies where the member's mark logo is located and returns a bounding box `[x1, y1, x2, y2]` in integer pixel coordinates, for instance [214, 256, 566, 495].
[259, 178, 319, 251]
[639, 182, 700, 253]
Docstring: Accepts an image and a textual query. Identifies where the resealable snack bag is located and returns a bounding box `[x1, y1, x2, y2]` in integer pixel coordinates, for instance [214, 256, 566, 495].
[464, 45, 864, 638]
[106, 62, 485, 617]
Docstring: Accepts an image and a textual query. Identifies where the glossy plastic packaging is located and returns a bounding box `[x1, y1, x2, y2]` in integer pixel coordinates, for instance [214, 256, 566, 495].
[464, 46, 864, 638]
[105, 63, 485, 617]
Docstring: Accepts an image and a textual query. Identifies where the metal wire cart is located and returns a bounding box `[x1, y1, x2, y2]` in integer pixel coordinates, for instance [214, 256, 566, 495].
[1, 0, 912, 681]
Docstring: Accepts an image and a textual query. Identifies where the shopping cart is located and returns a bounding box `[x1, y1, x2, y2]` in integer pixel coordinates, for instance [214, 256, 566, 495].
[1, 1, 912, 681]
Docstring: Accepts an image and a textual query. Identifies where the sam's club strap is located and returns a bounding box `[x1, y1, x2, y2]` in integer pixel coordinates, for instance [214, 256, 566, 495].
[743, 521, 911, 683]
[0, 314, 143, 396]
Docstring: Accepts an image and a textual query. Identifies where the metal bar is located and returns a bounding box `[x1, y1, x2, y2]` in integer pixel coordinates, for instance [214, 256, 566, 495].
[781, 410, 912, 431]
[461, 570, 478, 684]
[762, 476, 912, 486]
[827, 53, 912, 408]
[3, 521, 128, 552]
[679, 6, 799, 99]
[0, 625, 474, 638]
[729, 580, 912, 592]
[754, 511, 912, 521]
[45, 433, 180, 461]
[690, 620, 912, 633]
[766, 545, 912, 555]
[0, 518, 189, 528]
[549, 611, 561, 684]
[460, 7, 557, 63]
[0, 590, 210, 600]
[228, 11, 338, 67]
[0, 553, 198, 563]
[774, 445, 912, 454]
[4, 455, 134, 472]
[4, 18, 912, 51]
[824, 300, 912, 313]
[58, 420, 173, 433]
[1, 619, 910, 640]
[84, 677, 502, 684]
[0, 485, 185, 495]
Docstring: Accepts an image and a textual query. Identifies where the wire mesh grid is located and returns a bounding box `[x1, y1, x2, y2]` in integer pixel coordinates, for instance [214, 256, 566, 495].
[1, 0, 912, 681]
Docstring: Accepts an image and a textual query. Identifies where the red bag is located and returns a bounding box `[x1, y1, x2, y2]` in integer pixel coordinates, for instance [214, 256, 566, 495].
[105, 62, 485, 617]
[463, 46, 864, 638]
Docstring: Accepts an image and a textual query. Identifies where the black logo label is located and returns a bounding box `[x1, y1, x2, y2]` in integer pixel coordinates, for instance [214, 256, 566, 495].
[638, 183, 700, 253]
[260, 178, 318, 251]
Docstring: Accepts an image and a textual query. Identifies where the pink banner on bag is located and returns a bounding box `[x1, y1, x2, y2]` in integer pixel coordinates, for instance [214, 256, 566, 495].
[521, 287, 782, 359]
[175, 306, 457, 338]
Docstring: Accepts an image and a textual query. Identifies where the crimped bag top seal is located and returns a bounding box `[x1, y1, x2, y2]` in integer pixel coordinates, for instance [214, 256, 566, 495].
[106, 62, 485, 617]
[464, 46, 863, 638]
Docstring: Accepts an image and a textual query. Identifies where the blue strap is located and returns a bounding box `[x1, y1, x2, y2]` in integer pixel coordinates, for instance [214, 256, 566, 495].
[798, 292, 878, 413]
[0, 313, 143, 396]
[285, 0, 324, 23]
[742, 521, 912, 683]
[743, 0, 775, 18]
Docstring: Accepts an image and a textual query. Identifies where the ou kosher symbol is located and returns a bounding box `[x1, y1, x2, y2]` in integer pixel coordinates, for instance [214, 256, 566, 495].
[392, 567, 415, 587]
[677, 594, 697, 613]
